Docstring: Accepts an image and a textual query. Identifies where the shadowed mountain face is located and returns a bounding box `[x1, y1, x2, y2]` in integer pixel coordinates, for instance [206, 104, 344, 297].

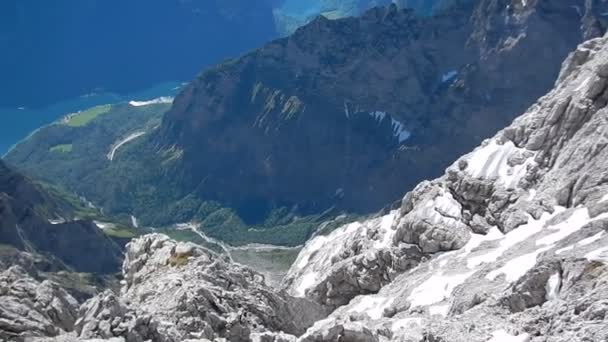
[156, 1, 607, 223]
[0, 160, 122, 273]
[0, 0, 278, 108]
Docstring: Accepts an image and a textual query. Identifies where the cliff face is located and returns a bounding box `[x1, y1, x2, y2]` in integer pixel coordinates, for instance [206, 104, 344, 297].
[0, 160, 122, 274]
[283, 32, 608, 341]
[156, 0, 608, 225]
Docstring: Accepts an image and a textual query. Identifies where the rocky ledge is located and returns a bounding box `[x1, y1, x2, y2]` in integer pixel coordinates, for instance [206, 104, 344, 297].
[17, 234, 327, 342]
[282, 32, 608, 341]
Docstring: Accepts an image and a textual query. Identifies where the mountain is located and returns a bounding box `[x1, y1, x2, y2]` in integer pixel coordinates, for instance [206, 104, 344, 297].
[152, 0, 608, 222]
[272, 0, 394, 35]
[6, 1, 608, 247]
[272, 0, 469, 35]
[283, 32, 608, 340]
[0, 159, 123, 274]
[12, 28, 608, 342]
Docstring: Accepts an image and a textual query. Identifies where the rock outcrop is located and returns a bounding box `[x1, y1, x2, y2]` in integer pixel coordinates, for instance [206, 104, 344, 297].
[284, 32, 608, 341]
[34, 234, 327, 342]
[0, 266, 79, 341]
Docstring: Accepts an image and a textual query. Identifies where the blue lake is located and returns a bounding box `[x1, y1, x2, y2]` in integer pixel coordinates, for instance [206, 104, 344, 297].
[0, 82, 182, 155]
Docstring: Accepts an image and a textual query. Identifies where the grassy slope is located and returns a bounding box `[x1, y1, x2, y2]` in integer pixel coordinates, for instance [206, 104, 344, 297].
[65, 105, 112, 127]
[49, 144, 73, 153]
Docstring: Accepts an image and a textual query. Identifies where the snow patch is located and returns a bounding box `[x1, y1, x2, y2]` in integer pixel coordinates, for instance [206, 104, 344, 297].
[129, 96, 173, 107]
[374, 212, 397, 249]
[408, 271, 475, 308]
[295, 272, 318, 297]
[486, 246, 552, 282]
[585, 246, 608, 262]
[441, 70, 458, 83]
[465, 140, 535, 189]
[600, 193, 608, 203]
[365, 111, 411, 143]
[536, 208, 608, 246]
[557, 231, 605, 254]
[131, 215, 139, 228]
[288, 221, 364, 297]
[574, 76, 591, 92]
[421, 191, 463, 226]
[391, 118, 411, 143]
[369, 111, 386, 122]
[468, 210, 560, 268]
[545, 272, 561, 300]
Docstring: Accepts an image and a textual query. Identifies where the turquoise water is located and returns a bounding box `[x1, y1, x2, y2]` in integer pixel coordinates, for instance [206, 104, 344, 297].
[0, 82, 182, 155]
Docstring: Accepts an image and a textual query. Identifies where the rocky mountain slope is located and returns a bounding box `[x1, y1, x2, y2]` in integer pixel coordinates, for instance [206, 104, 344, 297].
[0, 160, 123, 274]
[12, 24, 608, 342]
[282, 31, 608, 341]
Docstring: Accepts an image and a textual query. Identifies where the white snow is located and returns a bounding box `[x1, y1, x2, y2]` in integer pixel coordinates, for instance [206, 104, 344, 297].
[557, 231, 605, 255]
[288, 221, 364, 297]
[545, 272, 561, 300]
[107, 131, 146, 161]
[585, 246, 608, 262]
[577, 231, 605, 245]
[421, 191, 463, 226]
[486, 246, 552, 282]
[344, 101, 350, 118]
[600, 193, 608, 203]
[131, 215, 139, 228]
[48, 218, 65, 225]
[487, 329, 530, 342]
[527, 189, 537, 201]
[408, 271, 474, 307]
[461, 227, 503, 258]
[465, 140, 535, 189]
[574, 76, 591, 92]
[295, 272, 318, 297]
[555, 245, 574, 254]
[369, 111, 386, 122]
[441, 70, 458, 83]
[391, 118, 411, 143]
[468, 210, 560, 268]
[536, 208, 608, 246]
[484, 207, 608, 283]
[366, 111, 411, 143]
[128, 96, 174, 107]
[374, 212, 397, 249]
